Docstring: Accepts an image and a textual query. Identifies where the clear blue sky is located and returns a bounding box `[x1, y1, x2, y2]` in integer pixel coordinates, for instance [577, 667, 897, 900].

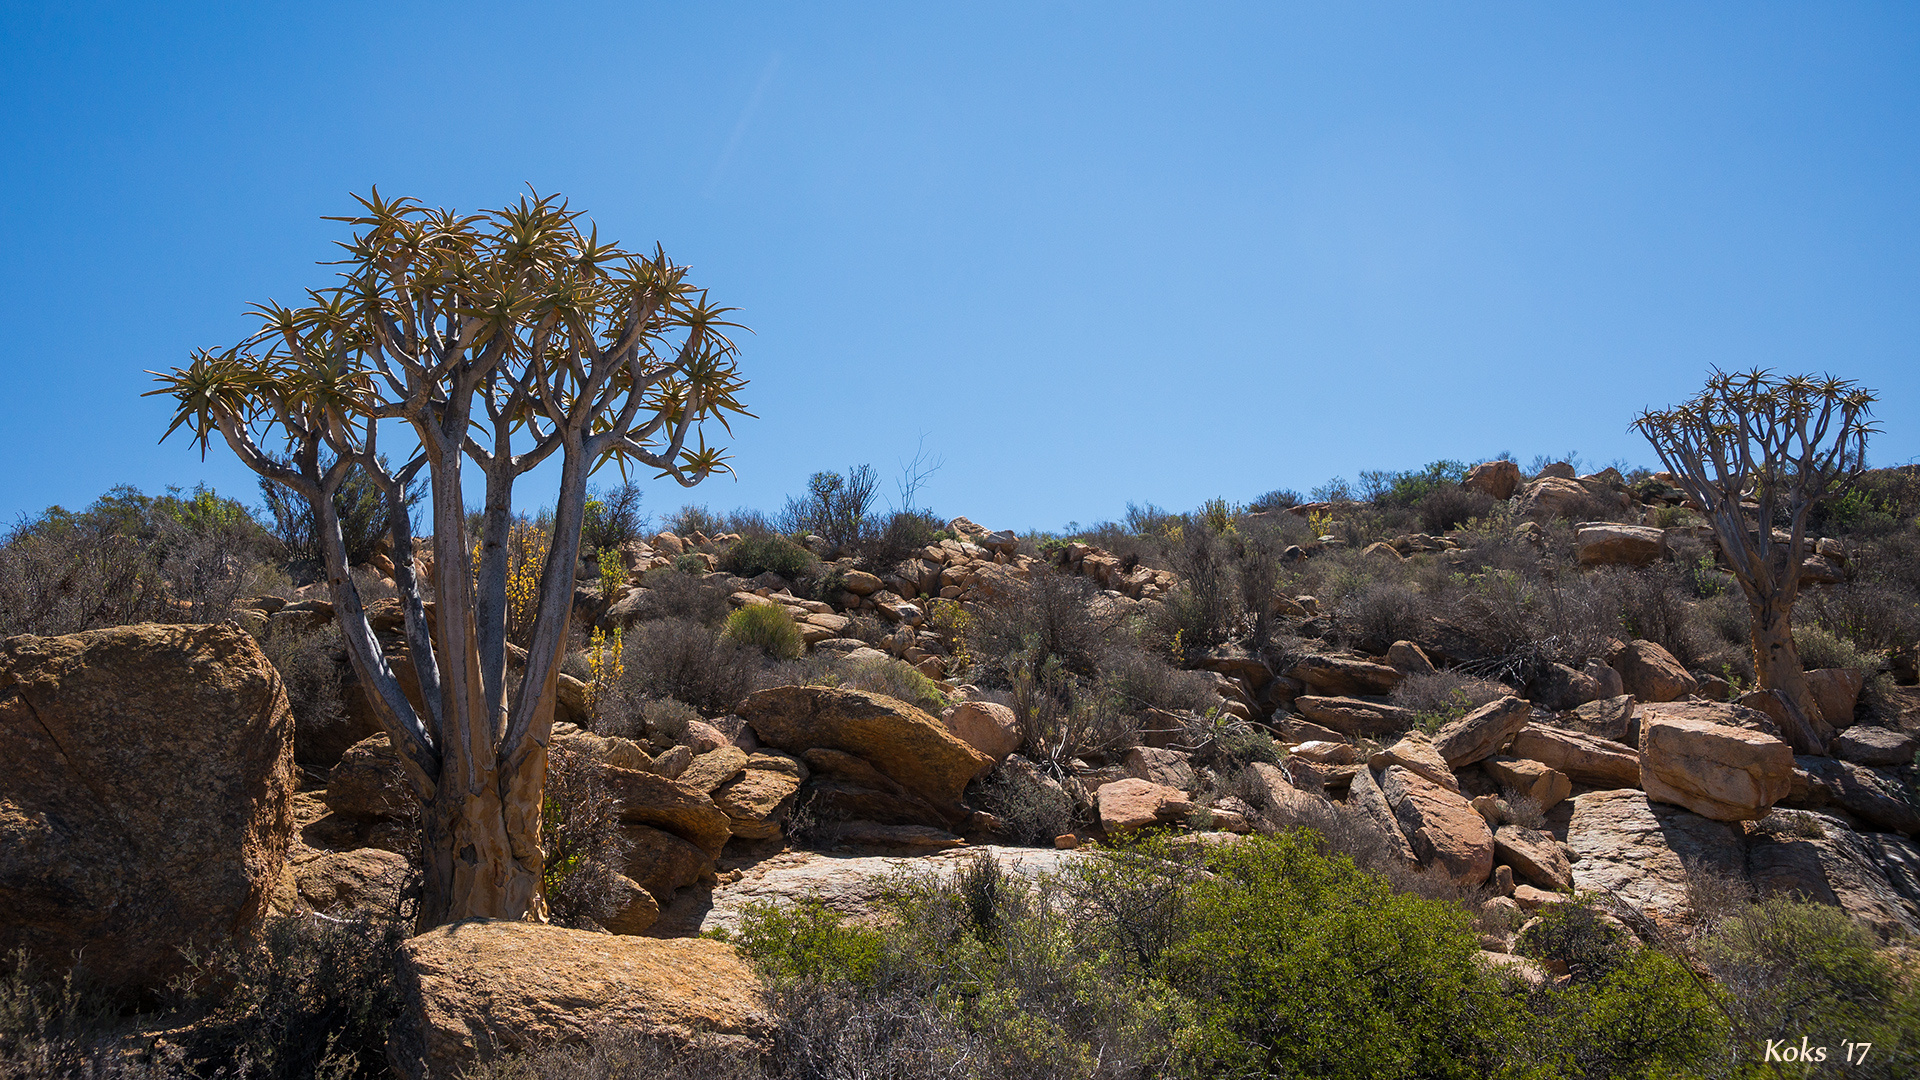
[4, 2, 1917, 533]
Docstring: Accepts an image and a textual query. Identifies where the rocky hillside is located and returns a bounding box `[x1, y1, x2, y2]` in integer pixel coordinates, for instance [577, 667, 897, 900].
[3, 458, 1918, 1077]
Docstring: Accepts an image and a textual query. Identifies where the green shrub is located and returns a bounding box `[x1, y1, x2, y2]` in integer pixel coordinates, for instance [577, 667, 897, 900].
[828, 655, 950, 713]
[723, 603, 806, 661]
[1162, 830, 1518, 1079]
[719, 535, 817, 580]
[727, 900, 888, 986]
[1515, 897, 1632, 984]
[672, 552, 709, 575]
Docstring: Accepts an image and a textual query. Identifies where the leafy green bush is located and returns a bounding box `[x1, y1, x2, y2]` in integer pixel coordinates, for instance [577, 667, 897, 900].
[725, 900, 889, 986]
[719, 535, 817, 580]
[722, 603, 806, 661]
[578, 480, 646, 554]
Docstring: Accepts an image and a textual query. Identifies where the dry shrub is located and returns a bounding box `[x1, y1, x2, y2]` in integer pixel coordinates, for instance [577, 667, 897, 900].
[634, 569, 733, 627]
[465, 1027, 762, 1080]
[1333, 579, 1430, 654]
[968, 759, 1073, 846]
[542, 745, 634, 930]
[614, 618, 763, 716]
[252, 622, 348, 761]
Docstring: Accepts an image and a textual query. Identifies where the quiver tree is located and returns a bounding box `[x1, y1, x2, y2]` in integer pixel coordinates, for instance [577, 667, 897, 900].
[1634, 369, 1877, 754]
[149, 190, 750, 927]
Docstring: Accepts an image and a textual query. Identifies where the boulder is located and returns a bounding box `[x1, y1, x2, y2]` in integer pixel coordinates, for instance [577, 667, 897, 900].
[1747, 811, 1920, 940]
[1346, 766, 1417, 864]
[1520, 476, 1591, 520]
[944, 701, 1023, 765]
[1832, 726, 1919, 767]
[1565, 789, 1747, 918]
[600, 766, 734, 857]
[1432, 697, 1531, 766]
[291, 847, 409, 918]
[389, 921, 771, 1079]
[1291, 740, 1359, 767]
[1568, 695, 1635, 743]
[740, 687, 990, 817]
[1494, 825, 1572, 891]
[1791, 757, 1920, 835]
[678, 746, 750, 795]
[621, 823, 714, 907]
[325, 734, 415, 820]
[1575, 525, 1666, 567]
[1463, 460, 1521, 501]
[1482, 757, 1572, 811]
[1096, 778, 1192, 835]
[1637, 699, 1780, 739]
[1639, 714, 1793, 821]
[1292, 696, 1409, 737]
[1386, 640, 1437, 676]
[1122, 746, 1198, 790]
[1242, 761, 1324, 820]
[1287, 654, 1404, 696]
[1805, 668, 1865, 728]
[1378, 766, 1494, 887]
[1367, 733, 1457, 792]
[1529, 663, 1601, 712]
[601, 875, 661, 935]
[1609, 640, 1697, 703]
[1508, 724, 1642, 788]
[841, 570, 883, 596]
[0, 624, 296, 996]
[711, 767, 805, 841]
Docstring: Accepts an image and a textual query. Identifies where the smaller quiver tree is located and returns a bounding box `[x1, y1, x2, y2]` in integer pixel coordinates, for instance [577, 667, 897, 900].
[1634, 369, 1877, 754]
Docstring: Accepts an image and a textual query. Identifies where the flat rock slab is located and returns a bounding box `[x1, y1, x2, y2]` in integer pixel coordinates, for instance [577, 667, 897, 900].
[659, 846, 1090, 937]
[1832, 726, 1920, 768]
[1747, 810, 1920, 940]
[1508, 724, 1642, 789]
[1433, 697, 1530, 766]
[1564, 789, 1745, 919]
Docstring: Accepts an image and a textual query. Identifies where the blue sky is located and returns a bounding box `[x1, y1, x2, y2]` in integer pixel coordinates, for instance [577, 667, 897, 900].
[3, 2, 1916, 533]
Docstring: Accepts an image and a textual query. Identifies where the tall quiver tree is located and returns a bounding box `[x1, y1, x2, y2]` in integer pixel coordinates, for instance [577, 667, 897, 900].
[1634, 369, 1877, 755]
[150, 191, 750, 927]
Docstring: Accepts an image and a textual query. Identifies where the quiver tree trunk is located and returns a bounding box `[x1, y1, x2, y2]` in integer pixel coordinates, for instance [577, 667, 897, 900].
[1747, 596, 1833, 756]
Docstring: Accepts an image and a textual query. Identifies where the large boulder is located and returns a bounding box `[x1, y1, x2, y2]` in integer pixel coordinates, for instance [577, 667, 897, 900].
[388, 921, 771, 1079]
[740, 687, 991, 818]
[1575, 525, 1667, 567]
[1482, 757, 1572, 811]
[711, 766, 804, 841]
[1805, 668, 1865, 728]
[1609, 640, 1697, 703]
[1346, 766, 1417, 864]
[1096, 778, 1192, 835]
[0, 624, 296, 995]
[1432, 697, 1531, 766]
[1367, 733, 1457, 792]
[1493, 825, 1572, 890]
[1639, 714, 1793, 821]
[1832, 726, 1920, 768]
[1507, 724, 1642, 788]
[1287, 654, 1404, 697]
[621, 824, 714, 907]
[944, 701, 1023, 765]
[1463, 460, 1521, 501]
[1565, 789, 1746, 919]
[1747, 811, 1920, 940]
[1378, 765, 1494, 888]
[1520, 477, 1592, 521]
[1791, 757, 1920, 836]
[325, 734, 415, 820]
[600, 766, 735, 857]
[1292, 696, 1409, 737]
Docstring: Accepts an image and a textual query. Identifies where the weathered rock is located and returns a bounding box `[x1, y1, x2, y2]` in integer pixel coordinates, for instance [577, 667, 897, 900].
[1508, 724, 1643, 788]
[292, 847, 409, 917]
[1347, 766, 1417, 864]
[1530, 663, 1601, 712]
[679, 746, 750, 795]
[650, 744, 693, 780]
[389, 921, 770, 1078]
[1292, 740, 1359, 766]
[1805, 668, 1866, 728]
[1747, 811, 1920, 940]
[620, 824, 714, 909]
[1386, 640, 1437, 676]
[1367, 732, 1457, 792]
[1791, 757, 1920, 835]
[1292, 695, 1409, 737]
[1575, 525, 1667, 567]
[0, 624, 296, 995]
[553, 728, 653, 772]
[1584, 660, 1626, 701]
[1378, 766, 1494, 887]
[1520, 476, 1592, 520]
[1463, 460, 1521, 501]
[1564, 789, 1745, 918]
[1609, 639, 1697, 703]
[711, 768, 804, 840]
[842, 570, 883, 596]
[602, 875, 660, 935]
[1637, 699, 1780, 738]
[1639, 714, 1792, 821]
[944, 701, 1022, 765]
[325, 734, 415, 820]
[1096, 778, 1192, 835]
[1288, 654, 1404, 696]
[1482, 757, 1572, 811]
[1832, 726, 1919, 767]
[1242, 761, 1324, 820]
[1569, 695, 1635, 742]
[1122, 746, 1198, 789]
[740, 687, 990, 817]
[600, 766, 734, 857]
[1494, 825, 1573, 891]
[1432, 697, 1531, 766]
